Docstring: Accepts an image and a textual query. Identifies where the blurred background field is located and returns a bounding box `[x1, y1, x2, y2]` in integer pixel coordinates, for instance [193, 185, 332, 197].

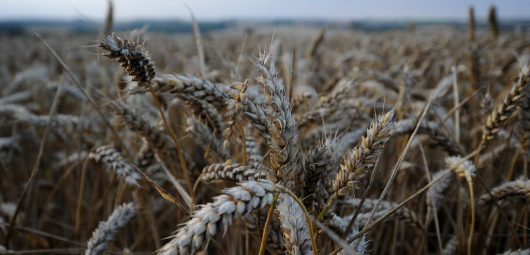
[1, 1, 530, 255]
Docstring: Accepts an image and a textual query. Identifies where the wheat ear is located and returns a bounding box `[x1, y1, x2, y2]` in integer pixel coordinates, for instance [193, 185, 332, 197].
[477, 179, 530, 207]
[392, 119, 463, 155]
[328, 213, 368, 255]
[518, 91, 530, 154]
[89, 145, 141, 187]
[341, 198, 424, 230]
[332, 109, 395, 197]
[482, 66, 530, 144]
[277, 195, 314, 255]
[151, 74, 233, 107]
[426, 169, 454, 212]
[441, 236, 458, 255]
[186, 117, 228, 160]
[158, 180, 276, 255]
[303, 140, 339, 210]
[256, 53, 302, 190]
[99, 33, 155, 84]
[499, 249, 530, 255]
[244, 129, 264, 167]
[85, 202, 136, 255]
[199, 162, 267, 182]
[111, 102, 169, 152]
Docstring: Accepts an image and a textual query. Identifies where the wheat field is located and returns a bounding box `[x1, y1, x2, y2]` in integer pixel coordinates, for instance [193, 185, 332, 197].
[0, 5, 529, 255]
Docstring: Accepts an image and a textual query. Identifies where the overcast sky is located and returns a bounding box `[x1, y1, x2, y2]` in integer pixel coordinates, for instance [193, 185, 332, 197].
[2, 0, 530, 21]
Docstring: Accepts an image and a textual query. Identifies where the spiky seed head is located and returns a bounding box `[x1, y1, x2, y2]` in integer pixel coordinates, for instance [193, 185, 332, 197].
[100, 33, 155, 83]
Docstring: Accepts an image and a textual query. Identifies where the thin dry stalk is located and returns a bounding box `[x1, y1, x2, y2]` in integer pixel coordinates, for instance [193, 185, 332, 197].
[186, 6, 207, 78]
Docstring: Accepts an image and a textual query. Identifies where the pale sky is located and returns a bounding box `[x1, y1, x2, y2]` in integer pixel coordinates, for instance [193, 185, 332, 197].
[2, 0, 530, 21]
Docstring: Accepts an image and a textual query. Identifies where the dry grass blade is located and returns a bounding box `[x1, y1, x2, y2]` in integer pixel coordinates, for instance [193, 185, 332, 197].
[186, 5, 207, 78]
[131, 164, 189, 212]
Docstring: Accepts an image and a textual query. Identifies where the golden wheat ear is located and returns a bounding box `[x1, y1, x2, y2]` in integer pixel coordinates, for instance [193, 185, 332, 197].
[99, 33, 155, 83]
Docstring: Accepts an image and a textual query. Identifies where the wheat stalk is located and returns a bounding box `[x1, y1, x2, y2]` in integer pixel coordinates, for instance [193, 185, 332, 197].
[243, 212, 285, 254]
